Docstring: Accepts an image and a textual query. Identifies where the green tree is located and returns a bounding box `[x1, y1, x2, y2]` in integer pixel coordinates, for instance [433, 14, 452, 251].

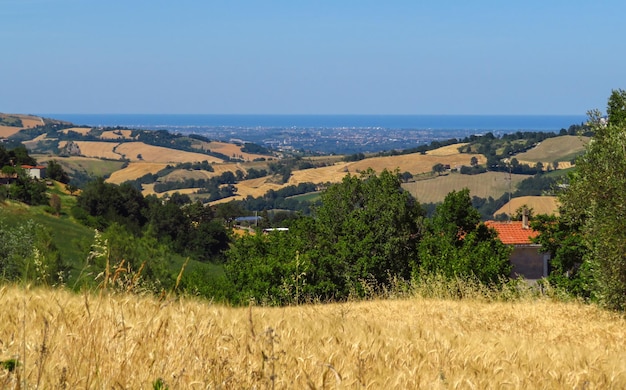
[417, 189, 511, 285]
[559, 93, 626, 309]
[531, 214, 591, 297]
[46, 160, 70, 183]
[312, 169, 425, 296]
[224, 169, 426, 304]
[606, 88, 626, 126]
[432, 163, 445, 175]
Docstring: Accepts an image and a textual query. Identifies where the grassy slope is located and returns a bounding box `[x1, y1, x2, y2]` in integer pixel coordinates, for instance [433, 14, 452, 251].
[0, 184, 93, 277]
[0, 285, 624, 388]
[0, 184, 224, 287]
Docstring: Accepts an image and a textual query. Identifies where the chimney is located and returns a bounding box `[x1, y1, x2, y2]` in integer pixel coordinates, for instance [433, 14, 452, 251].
[522, 207, 529, 229]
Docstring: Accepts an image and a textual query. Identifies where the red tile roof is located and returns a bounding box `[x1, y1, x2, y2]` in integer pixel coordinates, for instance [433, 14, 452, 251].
[21, 165, 46, 169]
[484, 221, 539, 245]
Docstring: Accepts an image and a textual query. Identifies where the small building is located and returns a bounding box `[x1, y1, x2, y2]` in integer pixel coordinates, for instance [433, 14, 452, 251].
[485, 215, 549, 280]
[0, 172, 18, 185]
[20, 165, 46, 179]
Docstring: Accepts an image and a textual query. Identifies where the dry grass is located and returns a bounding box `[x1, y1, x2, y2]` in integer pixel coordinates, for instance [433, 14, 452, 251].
[106, 162, 170, 185]
[402, 172, 528, 204]
[1, 285, 624, 389]
[494, 195, 560, 217]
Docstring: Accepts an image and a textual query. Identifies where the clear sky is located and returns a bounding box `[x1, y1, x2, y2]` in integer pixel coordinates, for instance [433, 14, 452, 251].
[2, 0, 624, 115]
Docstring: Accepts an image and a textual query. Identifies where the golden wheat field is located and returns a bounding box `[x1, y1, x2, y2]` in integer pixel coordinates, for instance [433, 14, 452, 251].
[1, 285, 625, 389]
[494, 196, 560, 217]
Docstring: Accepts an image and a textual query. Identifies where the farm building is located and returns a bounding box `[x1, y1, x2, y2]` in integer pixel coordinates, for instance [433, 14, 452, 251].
[21, 165, 46, 179]
[485, 215, 549, 280]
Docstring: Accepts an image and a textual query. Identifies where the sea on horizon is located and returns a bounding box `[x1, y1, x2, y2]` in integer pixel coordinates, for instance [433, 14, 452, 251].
[43, 114, 587, 132]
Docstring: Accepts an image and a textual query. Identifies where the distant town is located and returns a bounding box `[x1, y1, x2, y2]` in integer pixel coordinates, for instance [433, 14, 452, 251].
[172, 126, 515, 155]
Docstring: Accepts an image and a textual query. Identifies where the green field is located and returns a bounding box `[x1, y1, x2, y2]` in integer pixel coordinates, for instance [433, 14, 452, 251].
[402, 171, 530, 204]
[288, 191, 321, 202]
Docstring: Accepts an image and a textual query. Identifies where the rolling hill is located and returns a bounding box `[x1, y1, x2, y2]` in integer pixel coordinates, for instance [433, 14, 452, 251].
[514, 135, 588, 167]
[5, 114, 587, 207]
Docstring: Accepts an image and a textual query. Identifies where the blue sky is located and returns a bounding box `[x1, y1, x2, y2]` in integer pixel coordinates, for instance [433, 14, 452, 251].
[2, 0, 624, 115]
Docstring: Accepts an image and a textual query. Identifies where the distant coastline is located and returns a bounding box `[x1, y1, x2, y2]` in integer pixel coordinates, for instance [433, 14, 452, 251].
[42, 114, 587, 131]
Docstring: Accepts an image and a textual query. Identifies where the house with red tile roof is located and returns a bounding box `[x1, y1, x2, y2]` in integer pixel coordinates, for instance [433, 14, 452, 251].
[485, 214, 549, 279]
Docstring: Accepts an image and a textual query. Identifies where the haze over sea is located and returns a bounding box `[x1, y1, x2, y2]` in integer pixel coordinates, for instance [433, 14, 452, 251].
[47, 114, 586, 132]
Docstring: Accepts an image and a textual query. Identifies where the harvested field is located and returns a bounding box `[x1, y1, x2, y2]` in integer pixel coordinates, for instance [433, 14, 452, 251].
[58, 141, 122, 160]
[18, 114, 44, 128]
[289, 162, 353, 185]
[291, 148, 485, 186]
[0, 114, 43, 137]
[515, 135, 589, 164]
[141, 184, 201, 197]
[1, 285, 625, 389]
[205, 162, 246, 176]
[402, 172, 529, 204]
[516, 160, 575, 170]
[161, 169, 214, 182]
[0, 126, 23, 138]
[425, 143, 467, 156]
[198, 141, 271, 161]
[494, 195, 560, 217]
[106, 162, 169, 184]
[115, 142, 222, 163]
[100, 129, 135, 140]
[60, 127, 92, 135]
[234, 176, 286, 198]
[347, 151, 485, 175]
